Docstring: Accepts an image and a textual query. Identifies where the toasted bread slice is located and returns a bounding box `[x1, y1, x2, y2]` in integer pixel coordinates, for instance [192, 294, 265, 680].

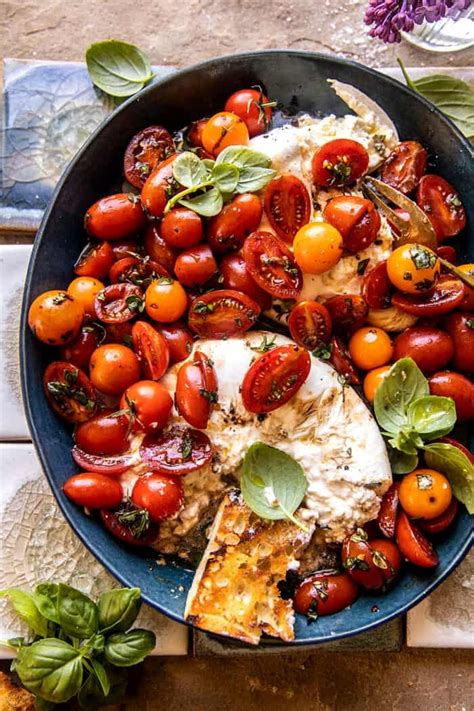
[0, 672, 35, 711]
[185, 490, 313, 645]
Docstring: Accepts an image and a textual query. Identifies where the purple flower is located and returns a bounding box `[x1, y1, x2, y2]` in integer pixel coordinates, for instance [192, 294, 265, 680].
[365, 0, 472, 42]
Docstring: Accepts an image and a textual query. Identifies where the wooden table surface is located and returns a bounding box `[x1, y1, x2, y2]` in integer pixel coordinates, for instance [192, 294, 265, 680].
[1, 0, 473, 708]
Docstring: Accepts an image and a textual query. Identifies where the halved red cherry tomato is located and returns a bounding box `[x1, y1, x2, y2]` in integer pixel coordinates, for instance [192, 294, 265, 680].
[418, 499, 459, 535]
[74, 241, 115, 279]
[362, 261, 392, 309]
[75, 410, 130, 456]
[392, 275, 465, 317]
[242, 344, 311, 413]
[188, 289, 260, 339]
[94, 283, 144, 324]
[323, 196, 381, 253]
[143, 224, 178, 273]
[60, 322, 102, 370]
[131, 472, 183, 523]
[64, 472, 123, 509]
[124, 126, 175, 188]
[109, 256, 169, 287]
[324, 294, 368, 335]
[224, 88, 274, 137]
[264, 175, 311, 243]
[342, 530, 402, 590]
[140, 425, 214, 475]
[288, 301, 332, 351]
[100, 508, 160, 547]
[120, 380, 173, 434]
[417, 175, 466, 241]
[85, 194, 146, 240]
[159, 322, 194, 364]
[175, 351, 218, 429]
[377, 482, 401, 539]
[393, 326, 454, 375]
[328, 336, 361, 385]
[132, 321, 170, 380]
[312, 139, 369, 188]
[429, 371, 474, 422]
[293, 570, 359, 617]
[243, 231, 302, 299]
[443, 311, 474, 373]
[220, 253, 272, 310]
[174, 245, 217, 287]
[160, 207, 203, 249]
[43, 362, 96, 423]
[396, 510, 439, 568]
[207, 194, 263, 254]
[381, 141, 428, 194]
[71, 446, 139, 476]
[141, 154, 179, 218]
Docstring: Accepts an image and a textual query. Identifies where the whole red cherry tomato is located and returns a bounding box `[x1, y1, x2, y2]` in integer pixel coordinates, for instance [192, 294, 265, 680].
[264, 175, 311, 243]
[393, 326, 454, 374]
[174, 244, 217, 287]
[59, 322, 102, 370]
[187, 119, 208, 148]
[312, 139, 369, 188]
[391, 275, 465, 318]
[323, 196, 381, 253]
[140, 425, 214, 476]
[362, 261, 392, 309]
[188, 289, 260, 339]
[417, 175, 466, 241]
[159, 322, 194, 364]
[429, 371, 474, 422]
[74, 241, 115, 279]
[131, 472, 183, 523]
[143, 224, 178, 273]
[293, 570, 359, 617]
[85, 194, 146, 240]
[141, 154, 179, 218]
[75, 410, 130, 456]
[342, 530, 402, 590]
[43, 362, 96, 423]
[381, 141, 427, 194]
[160, 207, 203, 249]
[324, 294, 368, 335]
[443, 311, 474, 373]
[120, 380, 173, 434]
[175, 351, 218, 429]
[132, 321, 170, 380]
[207, 194, 263, 254]
[288, 301, 332, 351]
[110, 239, 141, 261]
[220, 253, 272, 310]
[124, 126, 175, 188]
[243, 231, 302, 299]
[224, 87, 274, 136]
[64, 472, 123, 509]
[396, 510, 439, 568]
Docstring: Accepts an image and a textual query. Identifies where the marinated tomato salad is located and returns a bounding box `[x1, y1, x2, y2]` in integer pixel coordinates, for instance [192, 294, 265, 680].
[28, 82, 474, 644]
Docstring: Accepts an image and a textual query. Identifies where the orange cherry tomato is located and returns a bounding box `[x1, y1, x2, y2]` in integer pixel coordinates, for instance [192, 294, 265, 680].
[28, 290, 84, 346]
[224, 88, 274, 137]
[67, 277, 104, 316]
[201, 112, 249, 156]
[293, 222, 343, 275]
[85, 194, 146, 240]
[141, 154, 179, 218]
[458, 264, 474, 311]
[387, 243, 440, 295]
[312, 139, 369, 188]
[145, 278, 188, 323]
[399, 469, 452, 520]
[89, 344, 140, 396]
[323, 196, 381, 253]
[363, 365, 391, 402]
[349, 327, 393, 371]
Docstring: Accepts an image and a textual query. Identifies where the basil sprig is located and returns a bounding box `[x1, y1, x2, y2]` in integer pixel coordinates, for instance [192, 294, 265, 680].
[1, 583, 155, 708]
[165, 147, 276, 217]
[240, 442, 308, 530]
[374, 357, 474, 513]
[86, 40, 153, 98]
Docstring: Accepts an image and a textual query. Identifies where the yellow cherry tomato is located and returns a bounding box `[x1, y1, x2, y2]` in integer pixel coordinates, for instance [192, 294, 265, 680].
[349, 327, 393, 370]
[67, 276, 104, 316]
[458, 263, 474, 310]
[293, 222, 343, 275]
[202, 112, 249, 157]
[387, 243, 440, 295]
[399, 469, 452, 520]
[145, 278, 188, 323]
[363, 365, 391, 402]
[28, 290, 84, 346]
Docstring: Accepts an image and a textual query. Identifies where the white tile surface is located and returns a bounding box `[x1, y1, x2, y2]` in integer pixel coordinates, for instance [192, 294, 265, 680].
[0, 443, 188, 657]
[0, 244, 32, 440]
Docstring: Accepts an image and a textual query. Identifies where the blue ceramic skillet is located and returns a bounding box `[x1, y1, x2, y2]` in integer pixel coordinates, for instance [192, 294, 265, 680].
[20, 51, 473, 645]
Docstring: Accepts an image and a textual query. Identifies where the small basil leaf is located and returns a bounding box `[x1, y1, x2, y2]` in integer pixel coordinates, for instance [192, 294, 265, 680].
[57, 584, 98, 639]
[34, 583, 60, 625]
[408, 396, 456, 441]
[211, 162, 240, 193]
[216, 145, 273, 169]
[178, 187, 223, 217]
[241, 442, 308, 527]
[7, 636, 25, 649]
[388, 428, 422, 455]
[374, 358, 429, 435]
[235, 166, 277, 193]
[104, 629, 156, 667]
[0, 589, 48, 638]
[172, 152, 208, 188]
[85, 40, 153, 98]
[202, 158, 215, 172]
[91, 659, 110, 697]
[98, 587, 141, 634]
[88, 634, 105, 653]
[424, 443, 474, 514]
[387, 446, 418, 475]
[15, 639, 83, 703]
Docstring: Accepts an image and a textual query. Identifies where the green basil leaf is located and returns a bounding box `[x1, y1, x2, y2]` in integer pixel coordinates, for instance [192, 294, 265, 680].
[98, 587, 141, 634]
[34, 697, 56, 710]
[414, 75, 474, 140]
[407, 395, 456, 440]
[85, 40, 153, 98]
[216, 145, 273, 169]
[178, 187, 223, 217]
[57, 584, 98, 639]
[104, 629, 156, 667]
[34, 583, 60, 625]
[15, 639, 83, 703]
[424, 443, 474, 514]
[7, 636, 25, 649]
[172, 151, 208, 188]
[91, 659, 110, 697]
[78, 672, 103, 710]
[374, 358, 429, 435]
[202, 158, 215, 172]
[388, 428, 423, 455]
[387, 446, 419, 475]
[211, 162, 240, 193]
[241, 442, 308, 527]
[0, 589, 48, 638]
[235, 166, 277, 193]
